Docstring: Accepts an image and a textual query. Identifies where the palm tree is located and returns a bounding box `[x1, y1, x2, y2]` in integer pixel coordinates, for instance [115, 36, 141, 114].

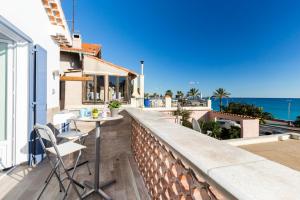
[176, 91, 184, 99]
[188, 88, 199, 99]
[213, 88, 231, 112]
[165, 90, 173, 98]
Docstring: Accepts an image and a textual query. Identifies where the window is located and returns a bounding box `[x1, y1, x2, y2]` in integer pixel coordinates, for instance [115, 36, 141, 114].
[83, 74, 105, 104]
[108, 76, 117, 101]
[118, 76, 128, 101]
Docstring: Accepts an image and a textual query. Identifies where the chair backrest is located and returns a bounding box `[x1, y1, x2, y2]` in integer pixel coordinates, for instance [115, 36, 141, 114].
[192, 118, 201, 132]
[34, 124, 57, 145]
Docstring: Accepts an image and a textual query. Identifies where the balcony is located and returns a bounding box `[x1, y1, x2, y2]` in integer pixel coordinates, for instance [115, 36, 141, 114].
[1, 108, 300, 199]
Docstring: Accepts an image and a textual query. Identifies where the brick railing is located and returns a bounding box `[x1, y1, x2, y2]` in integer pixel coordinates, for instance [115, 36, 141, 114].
[131, 118, 222, 200]
[126, 108, 300, 200]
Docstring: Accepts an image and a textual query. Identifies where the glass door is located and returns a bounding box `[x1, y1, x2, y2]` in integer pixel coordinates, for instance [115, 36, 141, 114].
[0, 41, 13, 170]
[0, 42, 7, 143]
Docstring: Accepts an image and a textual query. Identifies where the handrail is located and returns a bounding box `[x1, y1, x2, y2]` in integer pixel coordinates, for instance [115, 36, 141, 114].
[126, 108, 300, 200]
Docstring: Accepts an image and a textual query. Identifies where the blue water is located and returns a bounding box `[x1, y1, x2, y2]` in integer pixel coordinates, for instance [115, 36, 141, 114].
[211, 98, 300, 120]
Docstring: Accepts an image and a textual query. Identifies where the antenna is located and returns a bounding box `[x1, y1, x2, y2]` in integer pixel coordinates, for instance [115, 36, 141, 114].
[72, 0, 75, 33]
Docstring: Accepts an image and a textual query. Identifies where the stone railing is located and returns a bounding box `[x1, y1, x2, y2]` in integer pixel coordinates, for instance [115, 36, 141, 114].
[126, 108, 300, 200]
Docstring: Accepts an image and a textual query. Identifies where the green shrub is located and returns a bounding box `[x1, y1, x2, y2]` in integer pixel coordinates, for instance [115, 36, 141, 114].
[108, 100, 121, 109]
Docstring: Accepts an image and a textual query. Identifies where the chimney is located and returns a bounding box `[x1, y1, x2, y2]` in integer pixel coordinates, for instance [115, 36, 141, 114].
[140, 60, 144, 75]
[72, 33, 82, 49]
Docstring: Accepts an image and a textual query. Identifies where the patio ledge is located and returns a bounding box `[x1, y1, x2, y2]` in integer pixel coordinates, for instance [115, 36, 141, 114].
[125, 107, 300, 200]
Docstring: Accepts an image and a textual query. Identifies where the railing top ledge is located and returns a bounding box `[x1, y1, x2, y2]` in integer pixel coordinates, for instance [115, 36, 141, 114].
[125, 108, 300, 200]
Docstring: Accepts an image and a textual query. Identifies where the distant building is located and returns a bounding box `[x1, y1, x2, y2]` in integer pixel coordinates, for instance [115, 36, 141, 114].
[59, 33, 142, 109]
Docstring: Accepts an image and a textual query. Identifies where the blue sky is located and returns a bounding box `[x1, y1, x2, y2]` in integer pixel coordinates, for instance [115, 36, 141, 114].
[62, 0, 300, 98]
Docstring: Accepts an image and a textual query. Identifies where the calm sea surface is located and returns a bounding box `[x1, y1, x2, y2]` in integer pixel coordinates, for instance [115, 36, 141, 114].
[211, 98, 300, 120]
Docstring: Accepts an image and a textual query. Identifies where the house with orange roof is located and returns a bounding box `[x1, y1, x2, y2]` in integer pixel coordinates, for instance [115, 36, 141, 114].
[59, 34, 144, 109]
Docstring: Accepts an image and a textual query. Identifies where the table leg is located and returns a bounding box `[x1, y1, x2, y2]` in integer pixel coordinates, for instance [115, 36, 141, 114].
[82, 121, 115, 199]
[94, 121, 100, 189]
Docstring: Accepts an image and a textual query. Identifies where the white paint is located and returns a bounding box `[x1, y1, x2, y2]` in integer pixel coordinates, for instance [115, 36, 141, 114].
[0, 0, 71, 164]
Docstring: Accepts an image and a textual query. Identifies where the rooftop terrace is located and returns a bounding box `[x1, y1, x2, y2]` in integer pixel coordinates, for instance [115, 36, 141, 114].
[1, 108, 300, 200]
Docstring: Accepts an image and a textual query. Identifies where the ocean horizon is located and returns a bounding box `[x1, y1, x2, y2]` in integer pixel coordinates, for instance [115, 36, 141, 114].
[211, 97, 300, 121]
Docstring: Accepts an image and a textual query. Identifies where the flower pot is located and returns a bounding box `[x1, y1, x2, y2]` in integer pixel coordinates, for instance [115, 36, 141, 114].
[110, 108, 119, 117]
[92, 112, 99, 119]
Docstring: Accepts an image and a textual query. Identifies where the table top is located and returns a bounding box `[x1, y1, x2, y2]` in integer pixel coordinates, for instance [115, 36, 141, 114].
[74, 115, 123, 122]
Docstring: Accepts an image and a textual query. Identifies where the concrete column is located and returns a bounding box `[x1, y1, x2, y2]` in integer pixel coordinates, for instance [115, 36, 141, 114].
[207, 99, 212, 109]
[104, 74, 109, 103]
[139, 74, 144, 98]
[165, 96, 172, 108]
[132, 77, 139, 97]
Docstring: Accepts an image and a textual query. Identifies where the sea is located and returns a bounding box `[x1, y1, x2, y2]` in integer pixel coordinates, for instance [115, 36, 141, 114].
[211, 98, 300, 121]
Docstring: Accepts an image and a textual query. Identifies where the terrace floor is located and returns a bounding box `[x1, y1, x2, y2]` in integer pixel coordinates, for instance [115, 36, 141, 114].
[240, 139, 300, 172]
[0, 111, 150, 200]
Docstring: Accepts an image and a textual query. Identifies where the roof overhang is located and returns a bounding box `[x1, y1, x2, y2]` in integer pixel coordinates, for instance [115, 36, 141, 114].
[83, 55, 138, 78]
[42, 0, 72, 46]
[60, 75, 93, 81]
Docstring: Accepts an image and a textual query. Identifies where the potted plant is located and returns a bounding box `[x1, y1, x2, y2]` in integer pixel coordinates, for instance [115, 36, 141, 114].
[108, 100, 121, 117]
[92, 108, 99, 119]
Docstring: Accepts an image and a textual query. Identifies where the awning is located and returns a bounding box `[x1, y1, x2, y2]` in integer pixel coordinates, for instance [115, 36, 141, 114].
[60, 76, 93, 81]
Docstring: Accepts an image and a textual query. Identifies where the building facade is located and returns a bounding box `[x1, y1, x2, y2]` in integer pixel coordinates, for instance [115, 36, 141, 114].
[0, 0, 71, 168]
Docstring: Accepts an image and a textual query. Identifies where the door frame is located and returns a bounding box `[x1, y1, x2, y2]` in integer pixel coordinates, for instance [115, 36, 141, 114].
[0, 16, 33, 171]
[0, 39, 15, 170]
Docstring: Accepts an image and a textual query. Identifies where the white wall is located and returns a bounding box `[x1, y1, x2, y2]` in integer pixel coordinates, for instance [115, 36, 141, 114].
[0, 0, 61, 110]
[0, 0, 64, 164]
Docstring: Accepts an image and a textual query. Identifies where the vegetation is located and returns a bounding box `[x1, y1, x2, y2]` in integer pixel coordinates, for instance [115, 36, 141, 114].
[199, 120, 222, 139]
[165, 90, 173, 98]
[198, 120, 241, 140]
[187, 88, 200, 99]
[92, 108, 98, 113]
[174, 108, 192, 128]
[144, 93, 150, 99]
[108, 100, 121, 109]
[213, 88, 231, 111]
[223, 102, 273, 124]
[176, 91, 184, 100]
[295, 116, 300, 127]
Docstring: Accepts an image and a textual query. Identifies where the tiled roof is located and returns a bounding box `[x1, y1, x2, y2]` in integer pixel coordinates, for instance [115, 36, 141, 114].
[60, 43, 101, 56]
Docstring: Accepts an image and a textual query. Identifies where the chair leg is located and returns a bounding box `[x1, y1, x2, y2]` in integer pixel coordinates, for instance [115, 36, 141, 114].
[61, 151, 83, 200]
[81, 137, 92, 175]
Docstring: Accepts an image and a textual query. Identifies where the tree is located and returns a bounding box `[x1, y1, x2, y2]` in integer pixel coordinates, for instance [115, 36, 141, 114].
[223, 102, 273, 124]
[199, 120, 222, 139]
[165, 90, 173, 98]
[295, 116, 300, 127]
[176, 91, 184, 100]
[213, 88, 231, 112]
[187, 88, 199, 99]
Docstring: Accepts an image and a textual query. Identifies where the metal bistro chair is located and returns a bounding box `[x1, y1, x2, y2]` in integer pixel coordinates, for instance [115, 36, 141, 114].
[53, 113, 91, 175]
[34, 124, 85, 200]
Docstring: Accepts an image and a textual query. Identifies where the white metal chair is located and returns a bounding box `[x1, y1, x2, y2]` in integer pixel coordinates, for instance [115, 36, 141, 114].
[53, 113, 91, 175]
[34, 124, 85, 200]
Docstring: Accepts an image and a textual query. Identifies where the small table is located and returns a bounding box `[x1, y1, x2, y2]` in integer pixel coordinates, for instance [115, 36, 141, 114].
[74, 115, 123, 200]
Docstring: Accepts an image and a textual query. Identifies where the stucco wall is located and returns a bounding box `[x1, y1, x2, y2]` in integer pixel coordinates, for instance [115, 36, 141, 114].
[0, 0, 63, 164]
[0, 0, 61, 110]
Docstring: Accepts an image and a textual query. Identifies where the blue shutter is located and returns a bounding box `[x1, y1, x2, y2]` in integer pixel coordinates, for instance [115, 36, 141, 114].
[28, 45, 47, 165]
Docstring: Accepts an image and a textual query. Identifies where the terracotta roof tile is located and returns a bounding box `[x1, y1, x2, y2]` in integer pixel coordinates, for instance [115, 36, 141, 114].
[60, 43, 101, 56]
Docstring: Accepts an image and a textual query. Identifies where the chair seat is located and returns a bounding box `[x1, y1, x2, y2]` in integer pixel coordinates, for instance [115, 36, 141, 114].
[46, 142, 86, 157]
[57, 130, 88, 140]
